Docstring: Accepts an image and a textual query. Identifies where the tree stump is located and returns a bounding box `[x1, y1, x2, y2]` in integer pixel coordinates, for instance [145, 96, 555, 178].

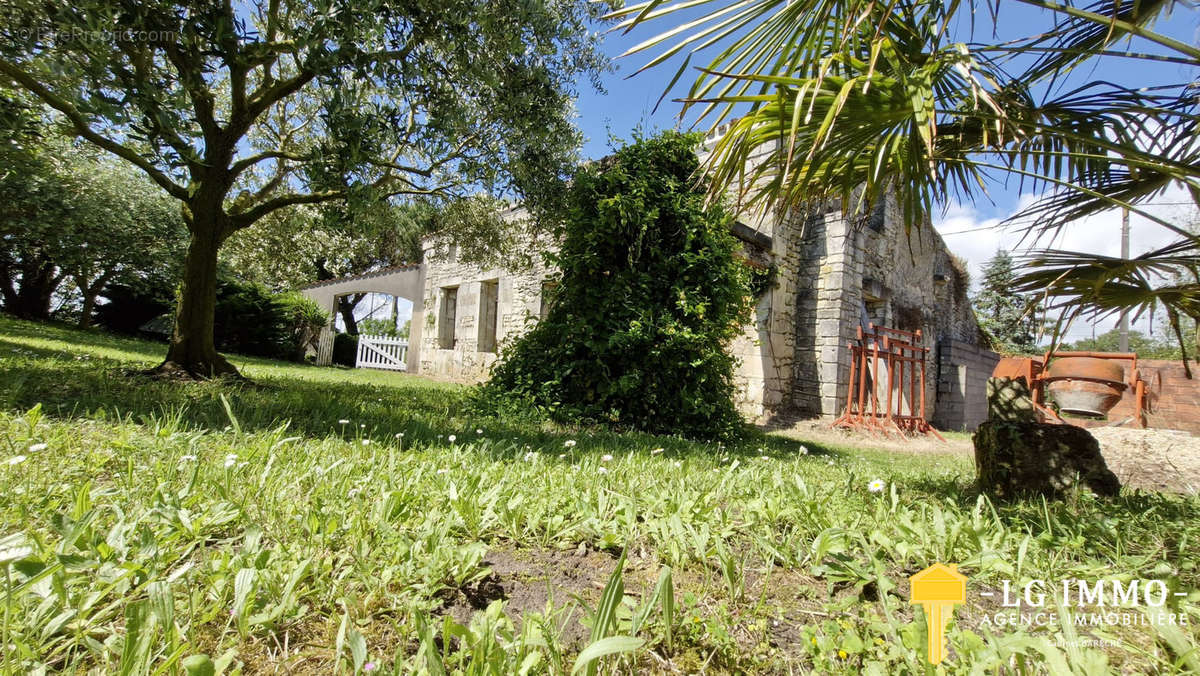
[974, 377, 1120, 499]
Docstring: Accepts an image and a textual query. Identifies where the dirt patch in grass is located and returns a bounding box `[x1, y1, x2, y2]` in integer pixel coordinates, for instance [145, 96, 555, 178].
[436, 543, 661, 647]
[1091, 427, 1200, 495]
[774, 418, 1200, 496]
[768, 419, 973, 456]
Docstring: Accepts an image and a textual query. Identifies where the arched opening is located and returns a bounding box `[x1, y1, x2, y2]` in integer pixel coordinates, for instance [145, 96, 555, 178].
[333, 291, 414, 339]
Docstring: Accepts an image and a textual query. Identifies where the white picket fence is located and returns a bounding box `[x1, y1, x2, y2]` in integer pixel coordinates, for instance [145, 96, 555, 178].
[355, 334, 408, 371]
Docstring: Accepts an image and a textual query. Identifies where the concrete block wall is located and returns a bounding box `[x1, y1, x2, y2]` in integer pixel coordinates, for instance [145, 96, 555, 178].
[933, 339, 1001, 431]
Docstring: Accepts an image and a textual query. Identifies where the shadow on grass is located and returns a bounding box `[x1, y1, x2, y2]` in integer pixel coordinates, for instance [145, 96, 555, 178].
[897, 461, 1200, 555]
[0, 319, 828, 461]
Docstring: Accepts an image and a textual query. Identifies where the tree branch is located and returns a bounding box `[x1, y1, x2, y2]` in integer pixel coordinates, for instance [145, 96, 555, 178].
[230, 149, 309, 178]
[230, 189, 346, 228]
[0, 58, 189, 200]
[233, 70, 317, 140]
[159, 42, 223, 145]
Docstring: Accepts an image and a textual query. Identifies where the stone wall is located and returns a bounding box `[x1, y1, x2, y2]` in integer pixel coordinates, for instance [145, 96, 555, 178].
[790, 209, 860, 417]
[416, 130, 985, 429]
[786, 193, 981, 421]
[418, 226, 553, 381]
[933, 339, 1002, 431]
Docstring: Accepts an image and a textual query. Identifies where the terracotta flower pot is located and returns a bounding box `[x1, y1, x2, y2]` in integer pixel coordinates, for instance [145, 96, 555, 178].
[1044, 357, 1126, 417]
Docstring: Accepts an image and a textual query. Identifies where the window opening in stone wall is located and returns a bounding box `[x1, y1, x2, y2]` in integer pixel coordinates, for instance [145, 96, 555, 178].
[863, 298, 887, 328]
[478, 280, 499, 352]
[439, 286, 458, 349]
[539, 281, 559, 321]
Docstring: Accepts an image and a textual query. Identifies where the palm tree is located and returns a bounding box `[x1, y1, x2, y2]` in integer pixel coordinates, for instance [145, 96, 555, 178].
[613, 0, 1199, 365]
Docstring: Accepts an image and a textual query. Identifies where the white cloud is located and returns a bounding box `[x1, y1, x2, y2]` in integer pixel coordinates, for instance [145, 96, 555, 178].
[933, 184, 1197, 341]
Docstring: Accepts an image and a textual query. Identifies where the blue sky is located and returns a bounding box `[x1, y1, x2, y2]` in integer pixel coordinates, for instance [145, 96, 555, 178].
[570, 2, 1199, 341]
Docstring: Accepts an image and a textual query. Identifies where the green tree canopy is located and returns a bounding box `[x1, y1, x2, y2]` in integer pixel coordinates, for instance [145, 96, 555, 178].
[0, 0, 611, 377]
[0, 99, 185, 324]
[1066, 328, 1188, 360]
[972, 250, 1044, 354]
[479, 132, 754, 440]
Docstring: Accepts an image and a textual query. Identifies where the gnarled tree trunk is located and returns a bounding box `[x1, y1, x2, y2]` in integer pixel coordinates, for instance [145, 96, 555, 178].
[76, 270, 115, 329]
[154, 209, 239, 379]
[1, 259, 61, 319]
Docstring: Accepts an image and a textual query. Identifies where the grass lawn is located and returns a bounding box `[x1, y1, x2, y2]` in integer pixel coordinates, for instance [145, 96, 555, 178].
[1, 316, 1197, 674]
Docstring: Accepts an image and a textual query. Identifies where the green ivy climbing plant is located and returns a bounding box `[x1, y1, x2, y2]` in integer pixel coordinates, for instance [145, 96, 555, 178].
[479, 132, 754, 441]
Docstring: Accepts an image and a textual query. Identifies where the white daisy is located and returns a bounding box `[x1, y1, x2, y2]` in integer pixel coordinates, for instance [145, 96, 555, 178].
[6, 455, 27, 466]
[597, 467, 608, 474]
[650, 448, 664, 455]
[600, 454, 613, 462]
[868, 479, 886, 493]
[338, 419, 350, 425]
[448, 434, 456, 443]
[27, 443, 47, 453]
[361, 439, 371, 446]
[563, 440, 576, 448]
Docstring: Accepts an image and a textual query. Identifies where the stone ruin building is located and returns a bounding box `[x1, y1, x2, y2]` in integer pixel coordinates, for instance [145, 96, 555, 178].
[302, 125, 999, 430]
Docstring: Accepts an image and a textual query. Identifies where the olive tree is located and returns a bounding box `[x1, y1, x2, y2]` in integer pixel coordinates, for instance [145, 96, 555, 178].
[0, 0, 609, 377]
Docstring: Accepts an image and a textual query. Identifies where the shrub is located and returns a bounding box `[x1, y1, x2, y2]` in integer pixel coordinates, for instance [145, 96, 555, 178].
[211, 279, 328, 361]
[276, 292, 329, 362]
[332, 332, 359, 367]
[95, 280, 175, 336]
[478, 131, 753, 441]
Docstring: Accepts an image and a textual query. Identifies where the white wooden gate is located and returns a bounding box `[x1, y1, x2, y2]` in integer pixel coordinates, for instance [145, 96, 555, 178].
[315, 327, 335, 366]
[355, 334, 408, 371]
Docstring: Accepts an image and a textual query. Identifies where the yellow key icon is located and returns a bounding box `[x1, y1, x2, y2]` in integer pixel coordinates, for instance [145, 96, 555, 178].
[910, 563, 967, 665]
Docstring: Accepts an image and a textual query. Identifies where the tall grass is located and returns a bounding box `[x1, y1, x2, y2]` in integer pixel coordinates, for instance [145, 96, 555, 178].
[0, 316, 1197, 673]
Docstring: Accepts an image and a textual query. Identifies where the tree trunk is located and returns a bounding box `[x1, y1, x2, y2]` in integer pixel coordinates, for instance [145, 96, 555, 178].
[79, 287, 98, 328]
[3, 260, 60, 319]
[339, 293, 365, 335]
[0, 261, 19, 310]
[76, 272, 114, 329]
[154, 224, 239, 379]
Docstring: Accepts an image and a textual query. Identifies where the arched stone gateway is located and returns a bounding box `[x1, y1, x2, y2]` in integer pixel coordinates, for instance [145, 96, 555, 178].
[298, 264, 425, 370]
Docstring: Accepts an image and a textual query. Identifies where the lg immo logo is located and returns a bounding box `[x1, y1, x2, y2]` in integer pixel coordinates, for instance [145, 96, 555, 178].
[909, 563, 966, 665]
[907, 563, 1191, 665]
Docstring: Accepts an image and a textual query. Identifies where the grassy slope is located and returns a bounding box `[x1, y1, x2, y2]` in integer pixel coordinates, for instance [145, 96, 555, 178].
[0, 316, 1197, 674]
